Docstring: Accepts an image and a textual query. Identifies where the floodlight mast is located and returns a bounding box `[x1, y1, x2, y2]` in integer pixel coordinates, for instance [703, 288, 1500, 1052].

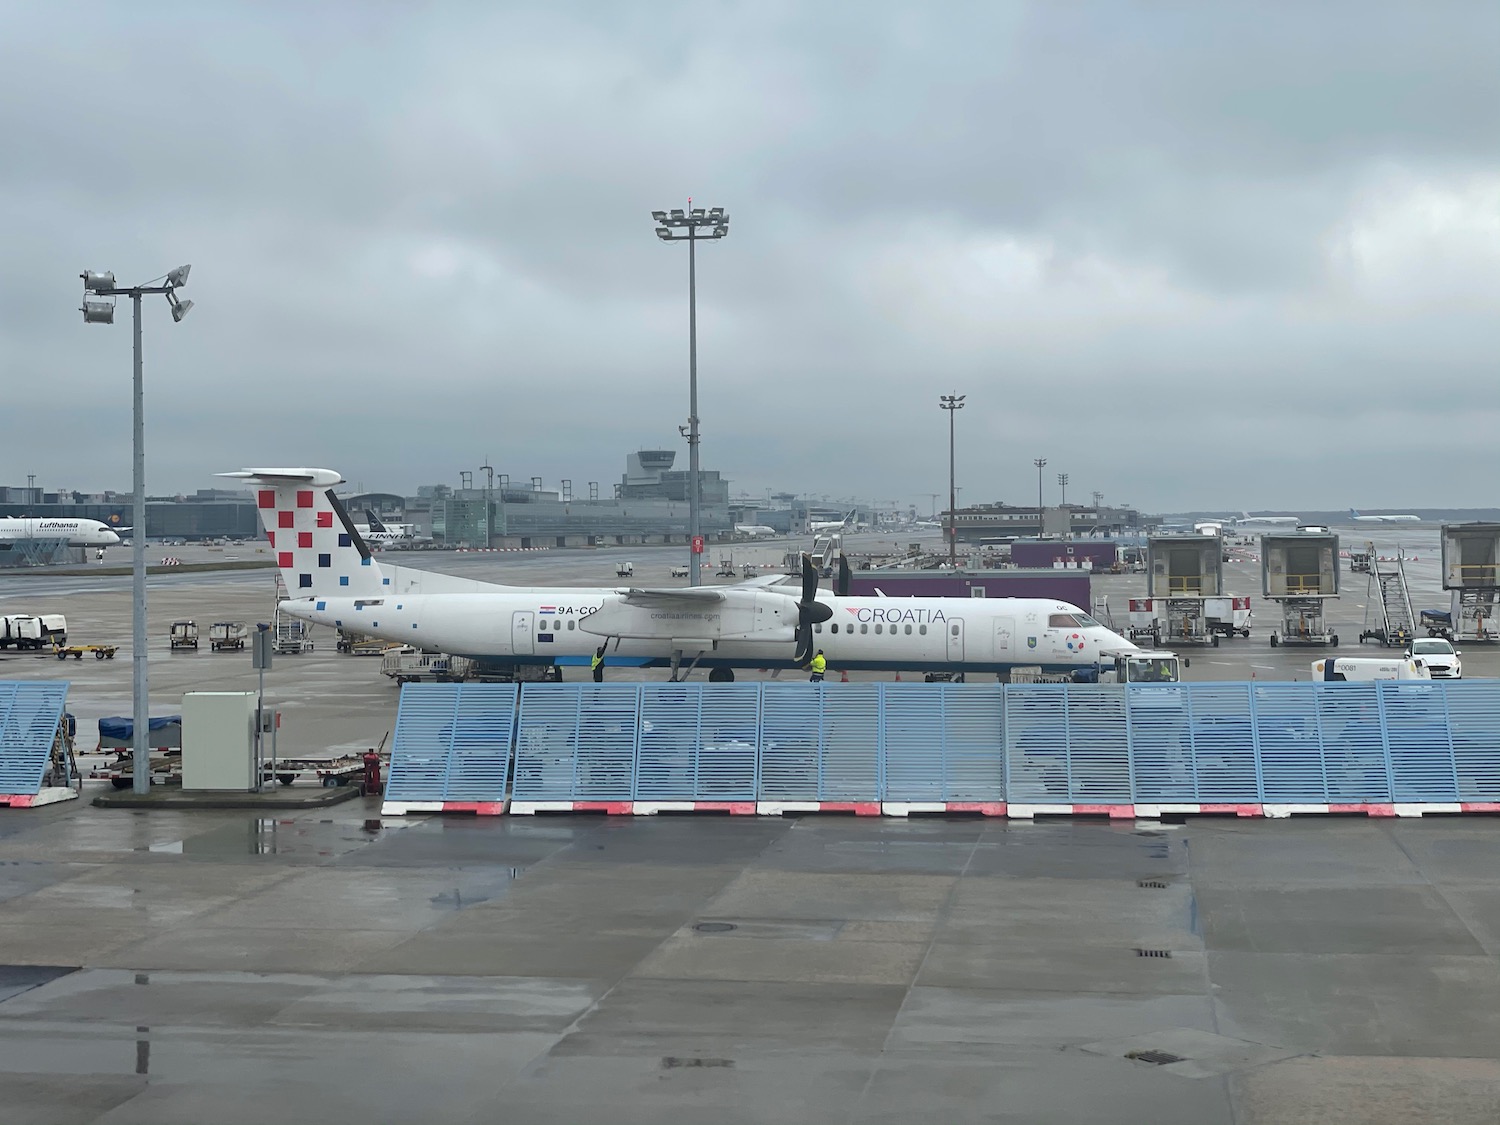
[939, 394, 966, 568]
[78, 267, 193, 795]
[650, 205, 730, 587]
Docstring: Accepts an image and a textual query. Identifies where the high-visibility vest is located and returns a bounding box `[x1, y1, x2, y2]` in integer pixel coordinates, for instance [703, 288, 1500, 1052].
[810, 654, 827, 674]
[590, 652, 603, 670]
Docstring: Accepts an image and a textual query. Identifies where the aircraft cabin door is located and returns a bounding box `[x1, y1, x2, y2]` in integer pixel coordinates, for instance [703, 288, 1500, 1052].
[947, 617, 965, 662]
[511, 611, 535, 655]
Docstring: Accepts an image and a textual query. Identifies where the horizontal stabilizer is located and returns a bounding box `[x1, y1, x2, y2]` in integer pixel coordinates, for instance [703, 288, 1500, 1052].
[219, 467, 345, 488]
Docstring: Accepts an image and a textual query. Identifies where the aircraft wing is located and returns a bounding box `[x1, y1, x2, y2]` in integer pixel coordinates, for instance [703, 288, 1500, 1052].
[616, 587, 728, 606]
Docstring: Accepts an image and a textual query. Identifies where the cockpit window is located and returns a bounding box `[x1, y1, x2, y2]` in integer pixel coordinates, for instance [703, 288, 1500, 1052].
[1048, 613, 1082, 628]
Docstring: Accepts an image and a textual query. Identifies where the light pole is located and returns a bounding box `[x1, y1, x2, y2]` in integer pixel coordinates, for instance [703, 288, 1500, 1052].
[80, 267, 193, 794]
[1033, 457, 1047, 538]
[939, 394, 965, 568]
[652, 204, 730, 587]
[1057, 472, 1069, 537]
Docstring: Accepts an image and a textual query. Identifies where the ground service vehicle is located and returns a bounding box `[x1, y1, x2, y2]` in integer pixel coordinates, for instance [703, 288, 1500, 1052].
[1405, 638, 1462, 679]
[1313, 657, 1431, 682]
[209, 622, 247, 651]
[1099, 651, 1187, 683]
[169, 621, 199, 650]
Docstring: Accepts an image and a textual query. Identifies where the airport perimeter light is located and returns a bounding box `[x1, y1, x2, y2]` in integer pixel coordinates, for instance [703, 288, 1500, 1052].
[1057, 472, 1069, 532]
[80, 266, 193, 795]
[939, 394, 965, 568]
[1034, 458, 1048, 538]
[651, 204, 730, 587]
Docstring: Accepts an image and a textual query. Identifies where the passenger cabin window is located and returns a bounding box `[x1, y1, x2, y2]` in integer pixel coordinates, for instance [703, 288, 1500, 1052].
[861, 624, 869, 634]
[831, 623, 839, 634]
[919, 624, 927, 635]
[567, 620, 575, 630]
[874, 624, 883, 634]
[904, 624, 913, 635]
[951, 624, 960, 636]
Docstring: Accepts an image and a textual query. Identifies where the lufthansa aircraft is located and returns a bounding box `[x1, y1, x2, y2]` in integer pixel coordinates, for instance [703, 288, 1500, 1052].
[227, 468, 1139, 680]
[0, 517, 122, 548]
[1349, 509, 1421, 523]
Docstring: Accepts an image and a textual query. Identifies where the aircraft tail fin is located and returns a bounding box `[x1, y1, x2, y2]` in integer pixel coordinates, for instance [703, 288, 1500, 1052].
[365, 509, 390, 533]
[1349, 508, 1360, 518]
[219, 468, 388, 597]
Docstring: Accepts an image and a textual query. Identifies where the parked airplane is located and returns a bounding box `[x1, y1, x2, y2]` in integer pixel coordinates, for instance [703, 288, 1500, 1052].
[227, 467, 1140, 680]
[0, 517, 122, 548]
[1349, 509, 1420, 523]
[810, 509, 858, 534]
[734, 524, 779, 539]
[1232, 511, 1300, 527]
[354, 509, 428, 546]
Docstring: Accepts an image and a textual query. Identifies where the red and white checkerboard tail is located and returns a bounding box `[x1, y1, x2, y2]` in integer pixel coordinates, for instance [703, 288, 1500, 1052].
[218, 468, 387, 597]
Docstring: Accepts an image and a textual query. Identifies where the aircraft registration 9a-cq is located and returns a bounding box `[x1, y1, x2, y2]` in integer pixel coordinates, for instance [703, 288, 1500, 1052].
[227, 468, 1140, 680]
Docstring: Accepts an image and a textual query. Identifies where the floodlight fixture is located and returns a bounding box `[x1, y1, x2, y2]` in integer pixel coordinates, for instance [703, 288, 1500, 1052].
[170, 297, 194, 322]
[81, 300, 115, 324]
[670, 209, 685, 219]
[656, 227, 672, 239]
[166, 264, 191, 288]
[651, 210, 667, 222]
[83, 270, 116, 293]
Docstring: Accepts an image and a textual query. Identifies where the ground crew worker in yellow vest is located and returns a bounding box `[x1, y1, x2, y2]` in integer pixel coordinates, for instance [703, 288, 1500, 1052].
[591, 644, 606, 682]
[808, 650, 827, 682]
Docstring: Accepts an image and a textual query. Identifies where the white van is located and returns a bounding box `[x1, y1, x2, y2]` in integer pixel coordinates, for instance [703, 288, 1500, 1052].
[1312, 657, 1431, 682]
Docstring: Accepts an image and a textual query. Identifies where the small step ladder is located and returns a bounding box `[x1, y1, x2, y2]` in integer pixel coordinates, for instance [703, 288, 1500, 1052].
[1359, 545, 1415, 647]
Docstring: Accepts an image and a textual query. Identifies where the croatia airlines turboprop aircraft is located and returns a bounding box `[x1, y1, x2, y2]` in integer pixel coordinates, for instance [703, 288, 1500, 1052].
[1349, 509, 1421, 523]
[227, 468, 1140, 680]
[0, 517, 123, 548]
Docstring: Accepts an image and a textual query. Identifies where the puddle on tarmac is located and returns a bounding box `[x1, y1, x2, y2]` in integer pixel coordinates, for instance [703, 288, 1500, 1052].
[429, 868, 526, 910]
[138, 819, 393, 857]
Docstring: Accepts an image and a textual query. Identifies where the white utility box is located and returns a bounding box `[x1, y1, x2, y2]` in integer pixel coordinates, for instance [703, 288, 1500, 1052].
[181, 691, 257, 790]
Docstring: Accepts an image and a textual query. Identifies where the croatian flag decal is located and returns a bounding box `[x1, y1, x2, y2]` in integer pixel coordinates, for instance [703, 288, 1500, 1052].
[539, 606, 556, 614]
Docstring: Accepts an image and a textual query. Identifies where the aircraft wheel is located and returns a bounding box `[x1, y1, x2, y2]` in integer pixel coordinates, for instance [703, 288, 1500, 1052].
[708, 667, 735, 683]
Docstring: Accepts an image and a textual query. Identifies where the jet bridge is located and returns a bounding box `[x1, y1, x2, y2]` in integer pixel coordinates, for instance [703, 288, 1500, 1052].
[1143, 535, 1223, 647]
[1440, 523, 1500, 642]
[1262, 531, 1340, 647]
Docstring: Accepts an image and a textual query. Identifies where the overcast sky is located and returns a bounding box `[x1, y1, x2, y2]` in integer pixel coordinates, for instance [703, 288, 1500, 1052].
[2, 2, 1496, 513]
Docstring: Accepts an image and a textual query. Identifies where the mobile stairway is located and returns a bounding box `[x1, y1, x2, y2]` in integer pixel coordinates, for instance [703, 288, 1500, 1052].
[1358, 546, 1416, 647]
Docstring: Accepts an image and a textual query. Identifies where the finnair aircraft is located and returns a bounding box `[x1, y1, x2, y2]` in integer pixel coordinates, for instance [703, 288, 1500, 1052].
[354, 509, 427, 546]
[228, 467, 1139, 680]
[734, 524, 779, 539]
[0, 517, 122, 548]
[810, 509, 857, 534]
[1349, 509, 1421, 523]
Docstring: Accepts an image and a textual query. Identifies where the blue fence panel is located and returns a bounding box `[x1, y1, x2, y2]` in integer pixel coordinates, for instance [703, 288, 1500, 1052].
[514, 684, 637, 801]
[1316, 684, 1392, 802]
[1067, 685, 1131, 802]
[1003, 684, 1070, 802]
[1184, 683, 1259, 803]
[882, 684, 947, 801]
[635, 683, 760, 801]
[0, 682, 70, 796]
[942, 684, 1007, 801]
[387, 684, 518, 802]
[1254, 684, 1326, 802]
[1127, 686, 1194, 802]
[1380, 683, 1458, 803]
[444, 685, 518, 801]
[573, 685, 641, 800]
[760, 684, 826, 800]
[695, 684, 762, 800]
[821, 684, 882, 800]
[1443, 681, 1500, 803]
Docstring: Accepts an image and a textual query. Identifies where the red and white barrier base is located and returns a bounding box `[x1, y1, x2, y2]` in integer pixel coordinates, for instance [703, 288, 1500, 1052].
[394, 798, 1500, 818]
[0, 788, 80, 809]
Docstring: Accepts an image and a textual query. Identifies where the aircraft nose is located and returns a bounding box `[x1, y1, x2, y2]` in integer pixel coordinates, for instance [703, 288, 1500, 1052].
[106, 530, 121, 544]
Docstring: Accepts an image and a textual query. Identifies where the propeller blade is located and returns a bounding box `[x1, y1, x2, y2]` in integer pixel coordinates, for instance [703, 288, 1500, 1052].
[793, 625, 812, 666]
[801, 553, 818, 604]
[836, 553, 851, 597]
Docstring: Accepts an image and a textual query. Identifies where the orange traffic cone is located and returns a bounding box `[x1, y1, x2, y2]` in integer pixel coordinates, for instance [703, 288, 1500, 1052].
[840, 668, 849, 683]
[895, 670, 902, 682]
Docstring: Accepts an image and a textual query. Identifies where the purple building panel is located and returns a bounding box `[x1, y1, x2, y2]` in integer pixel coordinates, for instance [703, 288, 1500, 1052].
[1008, 539, 1119, 570]
[846, 570, 1091, 607]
